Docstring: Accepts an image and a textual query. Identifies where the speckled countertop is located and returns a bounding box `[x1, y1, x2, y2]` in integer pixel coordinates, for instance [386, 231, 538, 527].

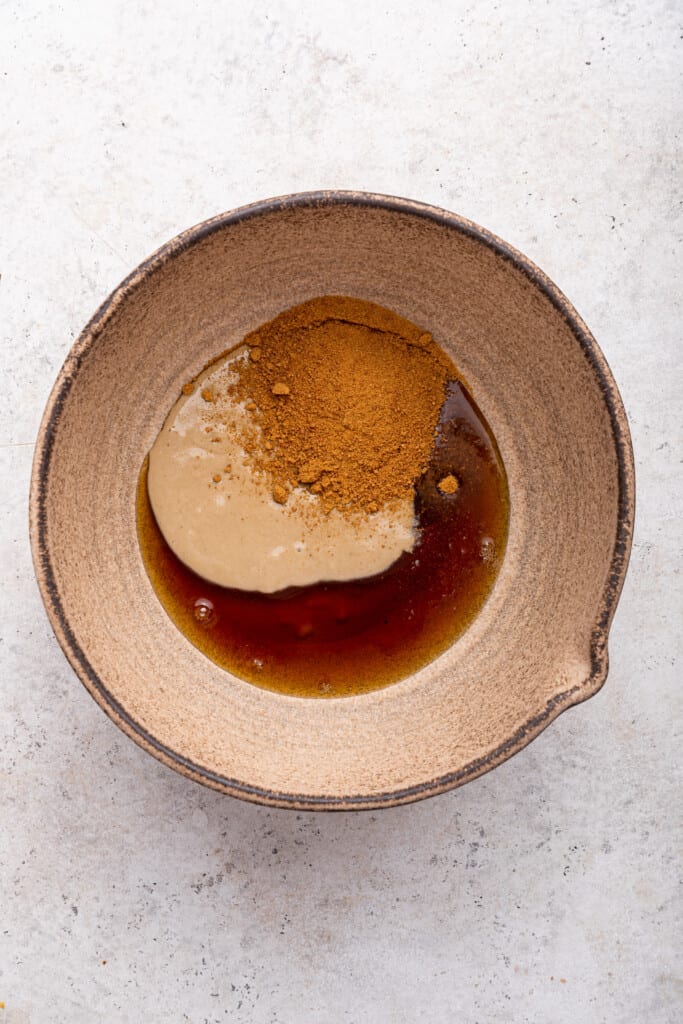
[1, 2, 680, 1022]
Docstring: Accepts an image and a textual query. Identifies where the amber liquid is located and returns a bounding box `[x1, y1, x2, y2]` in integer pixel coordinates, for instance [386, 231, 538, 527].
[137, 380, 509, 697]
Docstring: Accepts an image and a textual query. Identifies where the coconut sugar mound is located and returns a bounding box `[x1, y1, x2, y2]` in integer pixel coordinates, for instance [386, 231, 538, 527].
[217, 296, 454, 514]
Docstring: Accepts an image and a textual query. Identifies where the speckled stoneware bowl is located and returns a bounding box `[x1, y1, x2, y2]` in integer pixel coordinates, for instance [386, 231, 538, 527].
[30, 192, 634, 810]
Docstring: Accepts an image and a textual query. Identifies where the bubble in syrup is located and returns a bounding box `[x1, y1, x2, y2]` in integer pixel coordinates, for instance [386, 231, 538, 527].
[193, 597, 217, 626]
[480, 536, 496, 564]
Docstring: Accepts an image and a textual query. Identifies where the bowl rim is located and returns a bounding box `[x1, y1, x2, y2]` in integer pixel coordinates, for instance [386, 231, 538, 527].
[29, 190, 636, 810]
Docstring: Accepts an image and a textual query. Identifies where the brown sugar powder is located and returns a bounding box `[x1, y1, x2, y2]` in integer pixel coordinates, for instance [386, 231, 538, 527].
[437, 474, 460, 495]
[215, 296, 455, 514]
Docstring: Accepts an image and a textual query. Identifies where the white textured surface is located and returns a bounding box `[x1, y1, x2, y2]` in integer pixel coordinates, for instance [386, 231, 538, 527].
[1, 2, 680, 1021]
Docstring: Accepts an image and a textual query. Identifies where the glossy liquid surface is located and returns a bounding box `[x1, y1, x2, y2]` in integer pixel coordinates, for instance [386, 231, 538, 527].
[137, 380, 509, 697]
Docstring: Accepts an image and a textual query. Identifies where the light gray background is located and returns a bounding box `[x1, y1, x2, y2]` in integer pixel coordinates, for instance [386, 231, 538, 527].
[1, 2, 680, 1022]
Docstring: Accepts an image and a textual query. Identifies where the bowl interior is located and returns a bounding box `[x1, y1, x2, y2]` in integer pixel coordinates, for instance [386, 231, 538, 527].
[32, 195, 633, 808]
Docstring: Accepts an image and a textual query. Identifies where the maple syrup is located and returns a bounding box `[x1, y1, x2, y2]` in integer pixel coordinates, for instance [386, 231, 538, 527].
[137, 379, 509, 697]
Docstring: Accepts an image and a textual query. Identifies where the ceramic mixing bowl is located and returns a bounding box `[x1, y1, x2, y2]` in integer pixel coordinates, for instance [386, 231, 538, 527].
[30, 192, 634, 809]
